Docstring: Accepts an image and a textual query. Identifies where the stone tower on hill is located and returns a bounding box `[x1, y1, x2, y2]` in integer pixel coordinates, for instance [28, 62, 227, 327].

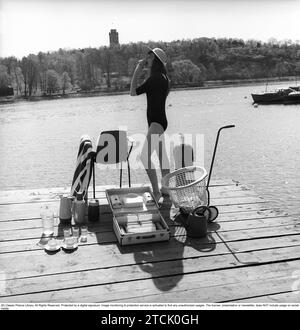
[109, 29, 119, 47]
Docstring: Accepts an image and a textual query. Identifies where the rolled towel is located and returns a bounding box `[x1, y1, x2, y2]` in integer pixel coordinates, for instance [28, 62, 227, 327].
[71, 135, 93, 199]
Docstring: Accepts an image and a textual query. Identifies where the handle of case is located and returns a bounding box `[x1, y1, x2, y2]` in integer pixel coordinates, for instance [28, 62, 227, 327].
[137, 234, 156, 239]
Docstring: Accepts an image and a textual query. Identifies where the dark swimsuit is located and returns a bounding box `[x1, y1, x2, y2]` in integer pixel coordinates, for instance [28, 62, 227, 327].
[136, 73, 169, 131]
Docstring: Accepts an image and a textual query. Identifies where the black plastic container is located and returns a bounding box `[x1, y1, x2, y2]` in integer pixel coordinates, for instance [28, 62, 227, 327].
[88, 199, 99, 222]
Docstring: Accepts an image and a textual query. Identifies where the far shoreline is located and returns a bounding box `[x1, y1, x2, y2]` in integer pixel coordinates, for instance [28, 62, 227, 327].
[0, 76, 298, 104]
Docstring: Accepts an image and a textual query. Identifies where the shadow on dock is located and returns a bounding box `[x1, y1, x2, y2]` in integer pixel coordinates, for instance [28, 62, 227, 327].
[117, 196, 219, 292]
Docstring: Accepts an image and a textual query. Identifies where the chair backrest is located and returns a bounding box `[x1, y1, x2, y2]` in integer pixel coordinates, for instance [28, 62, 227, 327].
[95, 130, 128, 164]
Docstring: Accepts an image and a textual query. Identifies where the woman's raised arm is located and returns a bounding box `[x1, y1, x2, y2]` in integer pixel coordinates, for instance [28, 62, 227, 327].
[130, 60, 145, 96]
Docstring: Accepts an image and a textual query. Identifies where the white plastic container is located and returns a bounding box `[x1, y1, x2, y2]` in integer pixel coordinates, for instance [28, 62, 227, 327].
[73, 192, 86, 225]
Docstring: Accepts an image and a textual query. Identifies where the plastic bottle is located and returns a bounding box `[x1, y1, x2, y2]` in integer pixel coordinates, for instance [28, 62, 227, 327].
[73, 191, 86, 225]
[41, 205, 54, 235]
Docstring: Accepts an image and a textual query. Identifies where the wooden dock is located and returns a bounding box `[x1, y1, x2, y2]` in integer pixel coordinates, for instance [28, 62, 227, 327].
[0, 180, 300, 304]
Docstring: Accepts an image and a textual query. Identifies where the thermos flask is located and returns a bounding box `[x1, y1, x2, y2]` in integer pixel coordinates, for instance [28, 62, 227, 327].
[59, 194, 74, 225]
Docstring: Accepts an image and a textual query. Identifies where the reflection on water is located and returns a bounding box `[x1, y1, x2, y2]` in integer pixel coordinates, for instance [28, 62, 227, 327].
[0, 83, 300, 215]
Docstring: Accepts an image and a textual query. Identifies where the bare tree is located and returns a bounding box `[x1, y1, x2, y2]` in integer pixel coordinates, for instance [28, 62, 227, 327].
[46, 69, 61, 95]
[100, 47, 113, 89]
[0, 64, 10, 88]
[61, 71, 72, 95]
[21, 56, 39, 97]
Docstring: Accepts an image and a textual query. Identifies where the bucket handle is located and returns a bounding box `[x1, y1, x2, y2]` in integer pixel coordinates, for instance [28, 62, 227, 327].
[192, 205, 211, 218]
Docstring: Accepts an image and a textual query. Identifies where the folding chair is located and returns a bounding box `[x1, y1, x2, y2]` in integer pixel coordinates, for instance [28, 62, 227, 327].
[91, 130, 134, 199]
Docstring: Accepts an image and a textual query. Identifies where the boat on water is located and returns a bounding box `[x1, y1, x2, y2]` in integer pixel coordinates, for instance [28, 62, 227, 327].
[284, 91, 300, 104]
[0, 95, 15, 104]
[289, 86, 300, 92]
[251, 88, 294, 104]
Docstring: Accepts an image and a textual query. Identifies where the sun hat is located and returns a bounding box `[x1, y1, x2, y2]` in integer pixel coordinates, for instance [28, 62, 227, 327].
[146, 47, 167, 66]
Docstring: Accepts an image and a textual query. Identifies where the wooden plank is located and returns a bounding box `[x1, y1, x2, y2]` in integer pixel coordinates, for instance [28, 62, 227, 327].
[0, 196, 268, 222]
[1, 231, 300, 283]
[0, 244, 234, 281]
[1, 237, 300, 298]
[166, 205, 286, 224]
[216, 209, 290, 222]
[0, 254, 240, 298]
[112, 276, 297, 304]
[0, 185, 255, 206]
[1, 227, 299, 256]
[0, 214, 297, 243]
[0, 180, 239, 204]
[0, 192, 266, 212]
[0, 216, 299, 255]
[0, 213, 298, 243]
[0, 184, 141, 203]
[219, 224, 300, 243]
[0, 202, 276, 224]
[0, 208, 290, 232]
[214, 216, 299, 231]
[0, 210, 294, 235]
[1, 258, 299, 303]
[226, 245, 300, 265]
[0, 231, 118, 254]
[226, 235, 300, 253]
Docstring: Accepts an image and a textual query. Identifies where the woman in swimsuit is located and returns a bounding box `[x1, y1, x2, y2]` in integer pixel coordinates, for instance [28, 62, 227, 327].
[130, 47, 170, 201]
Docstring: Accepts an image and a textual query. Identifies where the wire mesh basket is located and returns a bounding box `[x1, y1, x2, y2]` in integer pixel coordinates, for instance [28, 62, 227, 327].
[161, 166, 208, 213]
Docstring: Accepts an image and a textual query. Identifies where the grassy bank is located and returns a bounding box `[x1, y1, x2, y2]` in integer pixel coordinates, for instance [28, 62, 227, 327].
[1, 76, 298, 104]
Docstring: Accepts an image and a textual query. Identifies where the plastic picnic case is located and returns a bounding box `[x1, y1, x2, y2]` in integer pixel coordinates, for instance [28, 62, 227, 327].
[106, 186, 170, 245]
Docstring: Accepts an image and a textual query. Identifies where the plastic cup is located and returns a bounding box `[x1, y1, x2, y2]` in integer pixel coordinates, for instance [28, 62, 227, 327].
[72, 227, 80, 241]
[47, 238, 59, 250]
[65, 236, 76, 247]
[63, 228, 72, 238]
[80, 226, 88, 243]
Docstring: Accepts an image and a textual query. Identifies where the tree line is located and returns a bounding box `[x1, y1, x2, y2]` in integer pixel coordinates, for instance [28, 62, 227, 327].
[1, 37, 300, 97]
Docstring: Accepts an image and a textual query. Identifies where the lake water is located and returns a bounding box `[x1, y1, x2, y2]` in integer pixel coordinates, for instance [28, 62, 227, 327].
[1, 82, 300, 215]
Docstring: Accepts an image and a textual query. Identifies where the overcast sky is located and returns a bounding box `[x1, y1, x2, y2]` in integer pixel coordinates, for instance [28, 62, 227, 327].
[1, 0, 299, 59]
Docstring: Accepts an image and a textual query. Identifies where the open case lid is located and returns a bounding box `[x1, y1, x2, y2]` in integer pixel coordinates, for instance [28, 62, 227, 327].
[106, 186, 160, 215]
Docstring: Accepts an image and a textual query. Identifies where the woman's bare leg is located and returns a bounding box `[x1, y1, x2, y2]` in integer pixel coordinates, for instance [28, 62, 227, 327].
[158, 136, 170, 177]
[158, 133, 170, 195]
[141, 122, 168, 201]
